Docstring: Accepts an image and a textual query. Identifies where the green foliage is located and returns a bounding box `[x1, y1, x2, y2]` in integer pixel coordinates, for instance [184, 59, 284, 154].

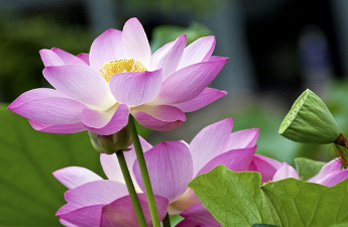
[190, 165, 348, 227]
[294, 157, 325, 181]
[150, 22, 212, 52]
[0, 105, 104, 225]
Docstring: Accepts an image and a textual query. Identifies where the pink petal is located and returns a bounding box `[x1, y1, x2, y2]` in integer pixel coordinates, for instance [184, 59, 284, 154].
[223, 128, 259, 151]
[43, 65, 115, 108]
[77, 53, 90, 65]
[64, 180, 128, 207]
[132, 105, 186, 131]
[29, 120, 86, 133]
[101, 194, 169, 227]
[272, 162, 299, 181]
[169, 189, 200, 215]
[153, 57, 228, 105]
[172, 88, 227, 112]
[89, 28, 124, 70]
[8, 88, 68, 108]
[39, 49, 65, 66]
[196, 146, 257, 176]
[81, 104, 129, 135]
[9, 96, 86, 124]
[133, 141, 193, 202]
[179, 203, 219, 226]
[149, 34, 187, 79]
[57, 204, 103, 227]
[308, 159, 341, 183]
[189, 118, 233, 175]
[248, 154, 282, 184]
[109, 70, 162, 107]
[122, 18, 151, 66]
[315, 169, 348, 187]
[51, 47, 87, 65]
[53, 166, 103, 189]
[59, 219, 79, 227]
[178, 35, 216, 70]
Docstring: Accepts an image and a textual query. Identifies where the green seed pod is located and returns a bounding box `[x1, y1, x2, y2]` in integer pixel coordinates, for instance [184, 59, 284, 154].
[279, 89, 340, 144]
[88, 126, 132, 154]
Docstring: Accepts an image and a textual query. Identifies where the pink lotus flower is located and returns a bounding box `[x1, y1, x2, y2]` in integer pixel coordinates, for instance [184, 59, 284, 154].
[99, 118, 259, 214]
[8, 17, 227, 135]
[54, 165, 169, 226]
[54, 118, 258, 225]
[272, 159, 348, 186]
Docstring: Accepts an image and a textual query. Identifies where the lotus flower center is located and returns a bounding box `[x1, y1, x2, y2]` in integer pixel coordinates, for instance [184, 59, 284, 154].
[100, 58, 146, 82]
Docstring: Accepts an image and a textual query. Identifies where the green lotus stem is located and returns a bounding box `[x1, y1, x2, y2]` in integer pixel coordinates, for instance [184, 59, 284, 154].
[128, 115, 161, 227]
[162, 213, 171, 227]
[116, 150, 147, 227]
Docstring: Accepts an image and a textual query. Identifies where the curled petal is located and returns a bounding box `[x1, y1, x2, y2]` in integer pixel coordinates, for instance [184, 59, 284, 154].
[133, 141, 193, 202]
[272, 162, 299, 181]
[172, 88, 227, 112]
[149, 34, 187, 79]
[9, 96, 86, 124]
[122, 18, 151, 66]
[248, 154, 282, 184]
[53, 166, 103, 189]
[43, 65, 115, 108]
[223, 128, 259, 151]
[40, 49, 65, 66]
[178, 35, 216, 70]
[64, 180, 128, 207]
[308, 158, 341, 183]
[81, 104, 129, 135]
[153, 57, 228, 105]
[29, 120, 86, 133]
[132, 105, 186, 131]
[89, 28, 123, 70]
[101, 194, 169, 227]
[109, 70, 162, 107]
[77, 53, 90, 65]
[51, 48, 87, 65]
[190, 118, 233, 175]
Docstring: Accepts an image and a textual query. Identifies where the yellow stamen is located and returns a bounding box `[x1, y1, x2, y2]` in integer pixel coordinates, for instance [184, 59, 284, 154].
[100, 58, 146, 82]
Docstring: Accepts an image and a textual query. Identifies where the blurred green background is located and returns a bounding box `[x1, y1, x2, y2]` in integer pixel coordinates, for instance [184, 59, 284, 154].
[2, 0, 348, 225]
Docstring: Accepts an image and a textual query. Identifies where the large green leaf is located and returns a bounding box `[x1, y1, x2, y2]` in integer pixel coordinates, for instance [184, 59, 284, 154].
[0, 106, 104, 226]
[294, 157, 325, 180]
[189, 165, 348, 227]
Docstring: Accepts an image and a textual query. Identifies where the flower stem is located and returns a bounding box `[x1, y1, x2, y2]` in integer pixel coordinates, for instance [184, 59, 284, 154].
[116, 150, 147, 227]
[128, 115, 161, 227]
[162, 213, 171, 227]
